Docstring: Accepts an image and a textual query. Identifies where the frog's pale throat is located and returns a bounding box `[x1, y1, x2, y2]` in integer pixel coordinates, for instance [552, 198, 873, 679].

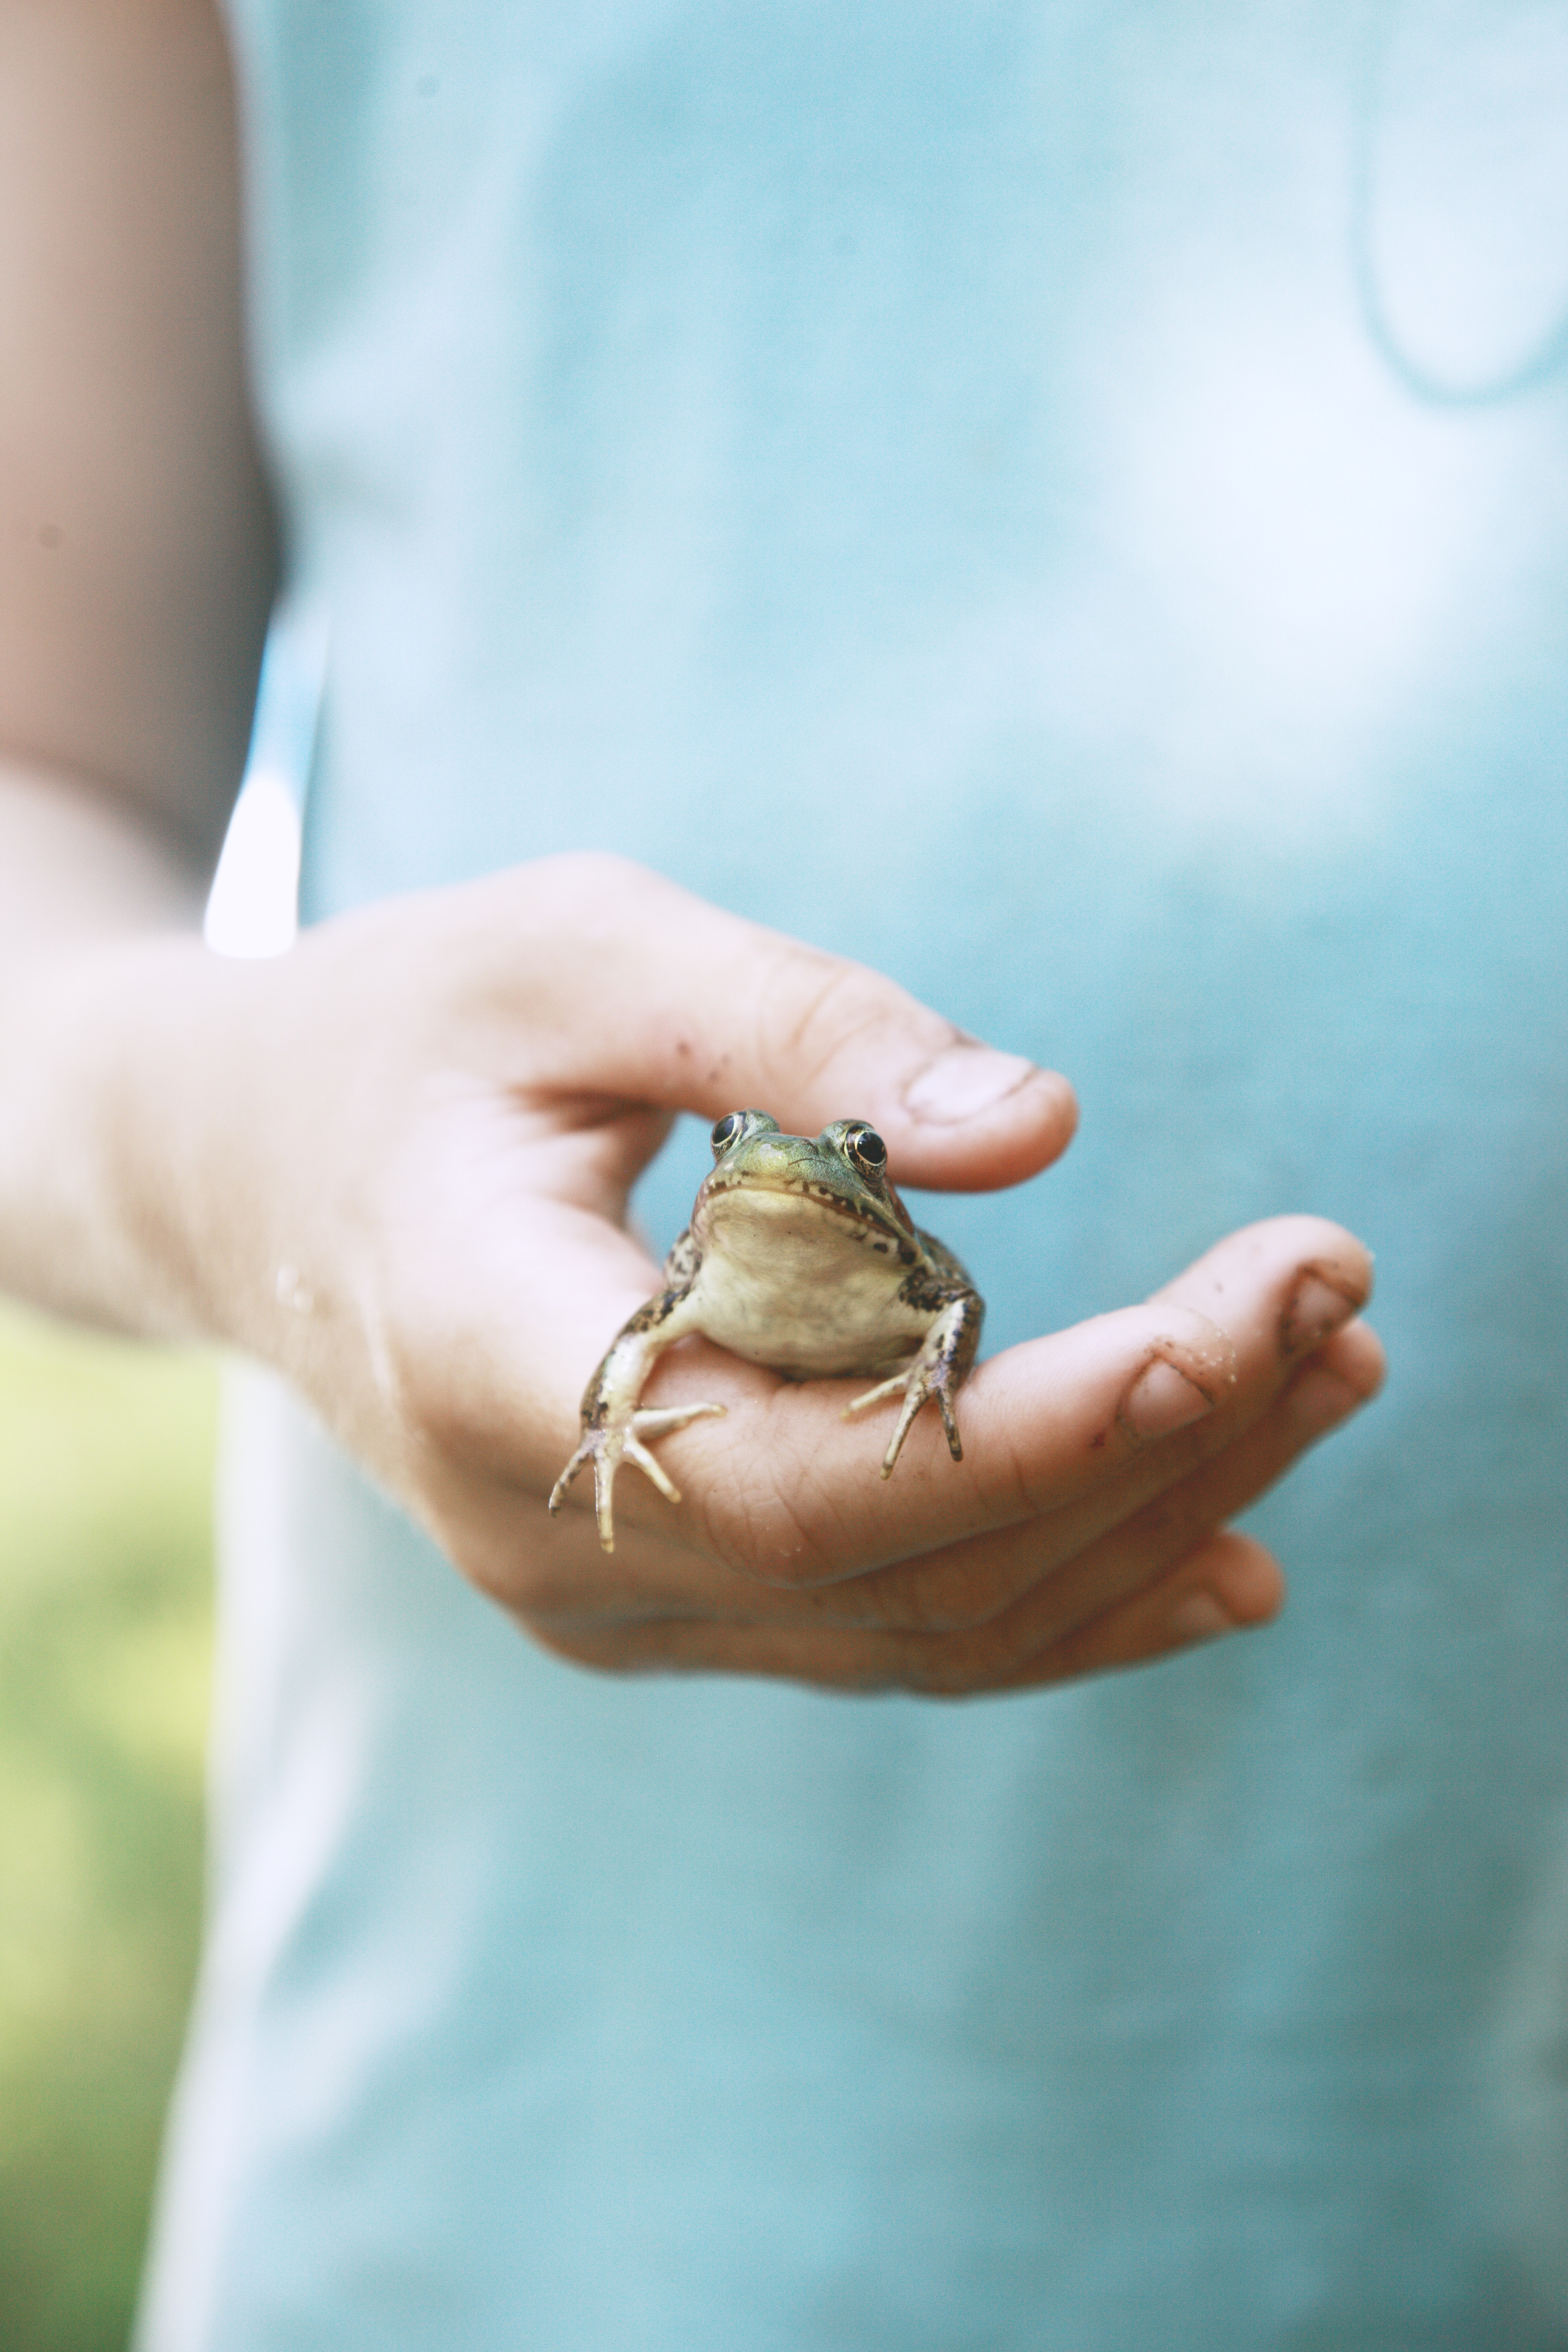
[694, 1183, 941, 1377]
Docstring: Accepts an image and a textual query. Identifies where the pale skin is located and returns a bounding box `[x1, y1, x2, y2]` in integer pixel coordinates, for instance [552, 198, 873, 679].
[0, 0, 1385, 1694]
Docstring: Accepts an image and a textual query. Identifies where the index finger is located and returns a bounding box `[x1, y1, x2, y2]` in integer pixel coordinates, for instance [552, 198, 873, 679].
[449, 856, 1079, 1192]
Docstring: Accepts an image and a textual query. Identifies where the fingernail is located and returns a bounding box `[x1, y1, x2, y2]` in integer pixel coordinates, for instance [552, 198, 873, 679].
[1166, 1591, 1234, 1643]
[1282, 1269, 1359, 1356]
[1120, 1357, 1215, 1440]
[1287, 1364, 1363, 1436]
[903, 1044, 1040, 1123]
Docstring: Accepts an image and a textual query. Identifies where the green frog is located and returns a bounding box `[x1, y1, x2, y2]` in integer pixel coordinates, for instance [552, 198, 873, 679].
[550, 1109, 984, 1552]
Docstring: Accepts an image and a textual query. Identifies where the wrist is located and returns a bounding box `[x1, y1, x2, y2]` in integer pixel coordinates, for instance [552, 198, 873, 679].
[0, 931, 263, 1345]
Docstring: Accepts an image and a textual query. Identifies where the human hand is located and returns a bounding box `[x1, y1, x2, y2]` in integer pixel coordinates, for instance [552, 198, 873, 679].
[110, 855, 1382, 1691]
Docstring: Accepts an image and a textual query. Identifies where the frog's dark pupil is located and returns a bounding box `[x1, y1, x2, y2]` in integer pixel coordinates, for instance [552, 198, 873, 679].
[711, 1113, 743, 1151]
[852, 1129, 887, 1169]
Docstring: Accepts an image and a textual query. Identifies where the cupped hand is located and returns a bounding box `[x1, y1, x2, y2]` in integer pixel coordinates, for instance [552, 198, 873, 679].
[164, 854, 1382, 1692]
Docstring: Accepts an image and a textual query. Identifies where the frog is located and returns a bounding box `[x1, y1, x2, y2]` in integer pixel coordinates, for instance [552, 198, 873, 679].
[549, 1108, 984, 1553]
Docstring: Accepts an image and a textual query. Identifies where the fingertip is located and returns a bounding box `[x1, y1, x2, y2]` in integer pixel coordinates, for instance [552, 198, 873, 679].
[892, 1054, 1078, 1189]
[1315, 1314, 1387, 1399]
[1219, 1534, 1288, 1628]
[1017, 1528, 1287, 1689]
[1279, 1228, 1377, 1326]
[1166, 1531, 1287, 1643]
[1025, 1066, 1080, 1160]
[1281, 1317, 1385, 1438]
[1162, 1591, 1235, 1643]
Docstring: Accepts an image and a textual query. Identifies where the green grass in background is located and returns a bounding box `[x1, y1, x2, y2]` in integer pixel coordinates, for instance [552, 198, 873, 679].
[0, 1304, 217, 2352]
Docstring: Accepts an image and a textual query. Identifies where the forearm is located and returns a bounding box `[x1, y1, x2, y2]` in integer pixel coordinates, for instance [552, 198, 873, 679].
[0, 0, 283, 1337]
[0, 759, 226, 1339]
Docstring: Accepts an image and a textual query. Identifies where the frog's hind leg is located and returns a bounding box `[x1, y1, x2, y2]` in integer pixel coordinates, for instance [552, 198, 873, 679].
[549, 1398, 725, 1552]
[843, 1290, 982, 1478]
[548, 1296, 724, 1552]
[843, 1367, 959, 1478]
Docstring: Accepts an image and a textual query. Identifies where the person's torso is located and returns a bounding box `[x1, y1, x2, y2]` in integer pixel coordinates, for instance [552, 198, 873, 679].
[141, 7, 1568, 2345]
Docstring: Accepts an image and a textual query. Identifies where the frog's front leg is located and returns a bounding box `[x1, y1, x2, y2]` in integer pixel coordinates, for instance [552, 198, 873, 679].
[548, 1289, 723, 1553]
[842, 1284, 984, 1478]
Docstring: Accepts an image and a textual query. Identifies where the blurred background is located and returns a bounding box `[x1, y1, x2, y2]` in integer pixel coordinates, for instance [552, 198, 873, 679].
[0, 1301, 217, 2352]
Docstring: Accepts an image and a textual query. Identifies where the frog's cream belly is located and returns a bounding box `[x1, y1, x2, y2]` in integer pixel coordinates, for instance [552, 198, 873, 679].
[692, 1193, 929, 1378]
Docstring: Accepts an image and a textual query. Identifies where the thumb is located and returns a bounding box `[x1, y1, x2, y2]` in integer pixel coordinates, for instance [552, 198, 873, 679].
[515, 855, 1077, 1192]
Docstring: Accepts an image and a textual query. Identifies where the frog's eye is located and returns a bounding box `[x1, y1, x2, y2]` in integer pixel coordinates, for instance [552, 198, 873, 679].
[846, 1126, 887, 1174]
[710, 1112, 745, 1154]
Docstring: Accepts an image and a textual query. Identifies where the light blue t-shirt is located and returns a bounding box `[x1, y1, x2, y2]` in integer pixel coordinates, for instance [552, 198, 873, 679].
[140, 6, 1568, 2347]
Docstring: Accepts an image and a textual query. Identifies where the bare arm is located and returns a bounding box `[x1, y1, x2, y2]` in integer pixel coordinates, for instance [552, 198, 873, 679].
[0, 0, 276, 1319]
[0, 0, 279, 891]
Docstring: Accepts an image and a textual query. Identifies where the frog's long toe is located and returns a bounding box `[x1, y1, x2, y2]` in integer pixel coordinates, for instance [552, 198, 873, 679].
[843, 1372, 908, 1420]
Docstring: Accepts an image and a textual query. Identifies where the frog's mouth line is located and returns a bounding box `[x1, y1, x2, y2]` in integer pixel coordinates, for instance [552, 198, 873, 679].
[701, 1171, 914, 1257]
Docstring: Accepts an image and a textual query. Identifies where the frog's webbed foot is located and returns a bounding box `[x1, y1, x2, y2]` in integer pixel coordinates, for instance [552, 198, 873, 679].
[549, 1293, 722, 1553]
[843, 1364, 961, 1477]
[842, 1291, 981, 1478]
[549, 1400, 726, 1554]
